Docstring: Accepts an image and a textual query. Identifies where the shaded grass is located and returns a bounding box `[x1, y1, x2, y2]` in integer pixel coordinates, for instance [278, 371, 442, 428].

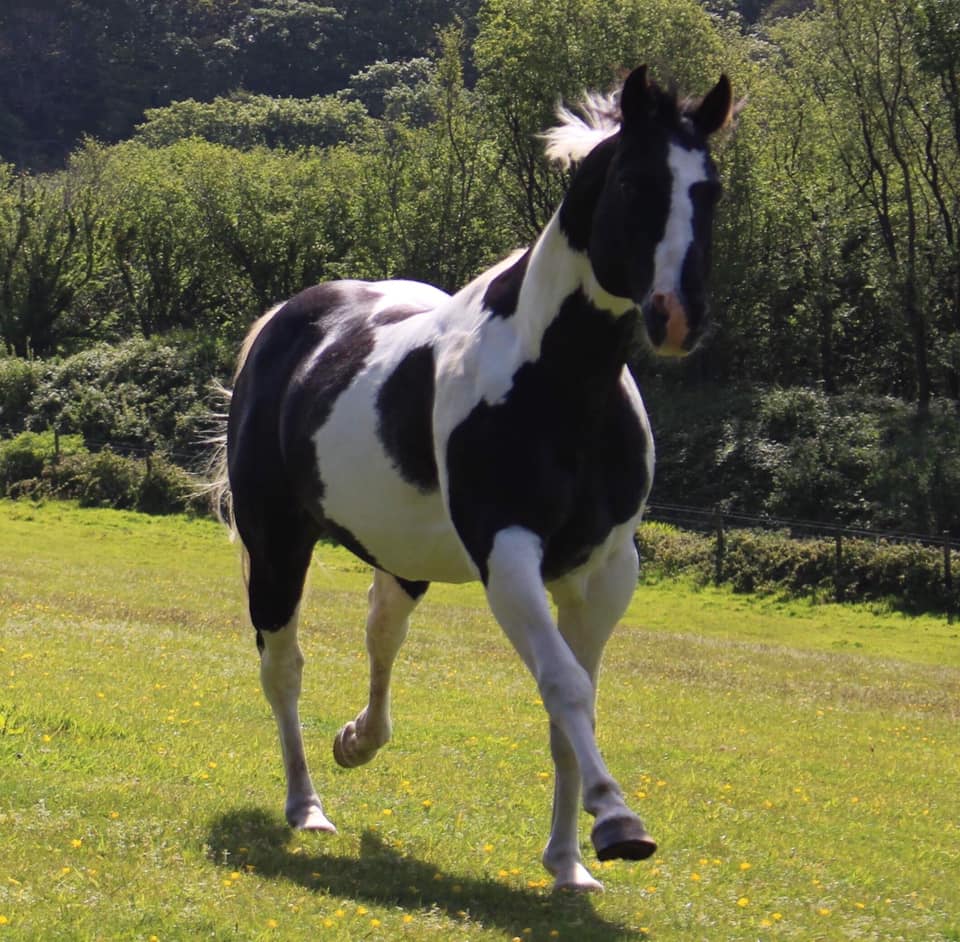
[1, 499, 958, 940]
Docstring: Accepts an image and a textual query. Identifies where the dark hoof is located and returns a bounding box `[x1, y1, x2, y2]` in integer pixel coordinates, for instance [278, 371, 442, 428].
[591, 816, 657, 861]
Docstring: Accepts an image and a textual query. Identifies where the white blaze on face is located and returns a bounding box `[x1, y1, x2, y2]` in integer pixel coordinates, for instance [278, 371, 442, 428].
[651, 142, 710, 298]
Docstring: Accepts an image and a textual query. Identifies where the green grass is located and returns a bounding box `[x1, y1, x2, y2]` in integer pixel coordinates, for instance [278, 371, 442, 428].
[1, 499, 958, 941]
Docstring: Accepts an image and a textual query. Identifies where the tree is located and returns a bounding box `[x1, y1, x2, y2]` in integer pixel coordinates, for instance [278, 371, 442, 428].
[474, 0, 729, 238]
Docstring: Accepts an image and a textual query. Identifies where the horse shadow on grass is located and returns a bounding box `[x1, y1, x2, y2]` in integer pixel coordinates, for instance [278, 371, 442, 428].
[206, 808, 644, 940]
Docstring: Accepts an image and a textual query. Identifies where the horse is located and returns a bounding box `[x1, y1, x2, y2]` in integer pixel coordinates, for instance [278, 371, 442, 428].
[211, 65, 733, 893]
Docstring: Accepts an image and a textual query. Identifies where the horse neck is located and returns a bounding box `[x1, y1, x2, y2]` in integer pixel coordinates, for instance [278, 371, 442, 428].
[511, 213, 637, 387]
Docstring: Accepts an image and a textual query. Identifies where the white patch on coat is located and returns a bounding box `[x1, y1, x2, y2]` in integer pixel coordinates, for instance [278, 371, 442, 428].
[651, 143, 711, 297]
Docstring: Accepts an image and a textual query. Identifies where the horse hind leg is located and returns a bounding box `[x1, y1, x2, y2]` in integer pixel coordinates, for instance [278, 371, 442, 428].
[246, 530, 335, 832]
[333, 570, 426, 768]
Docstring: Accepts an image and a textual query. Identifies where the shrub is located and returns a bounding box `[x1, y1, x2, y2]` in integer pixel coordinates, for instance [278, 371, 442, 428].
[636, 521, 959, 615]
[0, 356, 40, 435]
[0, 430, 85, 494]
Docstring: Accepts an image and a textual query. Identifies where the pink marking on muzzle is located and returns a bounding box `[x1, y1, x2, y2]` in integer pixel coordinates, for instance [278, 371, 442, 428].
[651, 292, 689, 356]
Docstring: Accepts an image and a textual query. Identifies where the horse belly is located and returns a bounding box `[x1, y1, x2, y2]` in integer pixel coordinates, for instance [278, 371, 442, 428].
[310, 372, 476, 585]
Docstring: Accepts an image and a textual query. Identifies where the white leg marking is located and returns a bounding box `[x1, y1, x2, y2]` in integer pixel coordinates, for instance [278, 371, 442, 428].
[484, 528, 648, 891]
[260, 611, 335, 831]
[544, 541, 644, 892]
[333, 570, 419, 768]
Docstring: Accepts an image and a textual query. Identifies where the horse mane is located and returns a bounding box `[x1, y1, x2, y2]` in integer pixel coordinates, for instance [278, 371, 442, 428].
[542, 75, 700, 168]
[541, 89, 622, 168]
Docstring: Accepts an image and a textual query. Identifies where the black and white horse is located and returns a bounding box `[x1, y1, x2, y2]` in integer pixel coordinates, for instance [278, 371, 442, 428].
[213, 66, 732, 892]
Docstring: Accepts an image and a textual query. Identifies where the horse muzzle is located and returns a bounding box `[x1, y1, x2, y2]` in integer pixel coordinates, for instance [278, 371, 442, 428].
[642, 291, 694, 357]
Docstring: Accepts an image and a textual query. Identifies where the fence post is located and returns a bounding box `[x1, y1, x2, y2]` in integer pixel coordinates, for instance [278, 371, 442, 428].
[945, 531, 954, 625]
[53, 427, 60, 463]
[834, 533, 843, 603]
[714, 512, 725, 585]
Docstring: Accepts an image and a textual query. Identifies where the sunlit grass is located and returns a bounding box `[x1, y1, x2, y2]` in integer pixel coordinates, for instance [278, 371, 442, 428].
[1, 499, 958, 940]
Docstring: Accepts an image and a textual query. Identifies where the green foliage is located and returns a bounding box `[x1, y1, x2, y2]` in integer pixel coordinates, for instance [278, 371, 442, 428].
[0, 353, 38, 433]
[645, 383, 960, 534]
[0, 429, 84, 493]
[0, 428, 193, 512]
[134, 91, 370, 150]
[25, 337, 219, 458]
[636, 521, 960, 615]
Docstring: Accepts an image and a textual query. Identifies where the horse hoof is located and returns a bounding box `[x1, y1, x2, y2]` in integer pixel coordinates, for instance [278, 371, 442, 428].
[286, 797, 337, 833]
[332, 725, 357, 768]
[333, 722, 377, 768]
[551, 863, 605, 894]
[591, 816, 657, 861]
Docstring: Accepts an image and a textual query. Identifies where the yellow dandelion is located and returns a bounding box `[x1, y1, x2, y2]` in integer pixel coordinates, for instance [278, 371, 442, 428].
[772, 912, 783, 921]
[323, 918, 334, 928]
[382, 808, 393, 816]
[370, 918, 381, 928]
[737, 897, 750, 908]
[265, 919, 278, 929]
[818, 907, 831, 916]
[109, 811, 120, 820]
[421, 800, 432, 809]
[483, 843, 494, 853]
[760, 918, 773, 928]
[690, 872, 701, 882]
[335, 909, 346, 918]
[356, 906, 368, 916]
[550, 932, 560, 939]
[402, 914, 414, 924]
[854, 902, 866, 910]
[0, 916, 9, 926]
[739, 862, 751, 871]
[70, 839, 82, 849]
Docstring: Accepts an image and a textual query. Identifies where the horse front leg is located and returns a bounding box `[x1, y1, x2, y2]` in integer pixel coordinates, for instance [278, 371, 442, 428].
[544, 539, 656, 892]
[485, 527, 655, 892]
[333, 570, 425, 768]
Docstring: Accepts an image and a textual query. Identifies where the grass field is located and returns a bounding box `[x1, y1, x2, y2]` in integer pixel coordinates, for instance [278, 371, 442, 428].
[1, 499, 958, 941]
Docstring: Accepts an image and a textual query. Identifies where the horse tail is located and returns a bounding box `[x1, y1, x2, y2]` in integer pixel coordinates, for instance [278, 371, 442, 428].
[205, 302, 286, 536]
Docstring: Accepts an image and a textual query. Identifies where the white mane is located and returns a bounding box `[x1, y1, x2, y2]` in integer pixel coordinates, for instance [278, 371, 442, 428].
[541, 89, 621, 168]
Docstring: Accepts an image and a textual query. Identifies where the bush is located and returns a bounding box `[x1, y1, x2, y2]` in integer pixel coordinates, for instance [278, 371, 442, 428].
[0, 356, 40, 435]
[636, 521, 959, 615]
[0, 430, 85, 494]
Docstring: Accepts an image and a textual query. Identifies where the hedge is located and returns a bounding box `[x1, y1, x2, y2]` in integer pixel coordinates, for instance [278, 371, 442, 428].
[636, 521, 959, 616]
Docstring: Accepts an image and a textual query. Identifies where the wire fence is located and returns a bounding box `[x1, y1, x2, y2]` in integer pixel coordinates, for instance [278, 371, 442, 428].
[644, 500, 956, 623]
[646, 501, 957, 551]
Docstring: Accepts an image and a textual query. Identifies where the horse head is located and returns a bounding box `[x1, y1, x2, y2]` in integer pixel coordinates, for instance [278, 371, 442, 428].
[553, 66, 733, 356]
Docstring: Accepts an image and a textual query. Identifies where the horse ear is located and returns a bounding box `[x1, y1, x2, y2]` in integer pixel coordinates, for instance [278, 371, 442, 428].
[620, 65, 654, 126]
[692, 74, 733, 136]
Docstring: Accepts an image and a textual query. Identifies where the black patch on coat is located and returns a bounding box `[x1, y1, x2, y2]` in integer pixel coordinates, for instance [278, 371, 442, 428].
[227, 282, 379, 635]
[396, 578, 430, 600]
[558, 137, 619, 253]
[446, 291, 650, 583]
[376, 345, 439, 493]
[482, 249, 531, 318]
